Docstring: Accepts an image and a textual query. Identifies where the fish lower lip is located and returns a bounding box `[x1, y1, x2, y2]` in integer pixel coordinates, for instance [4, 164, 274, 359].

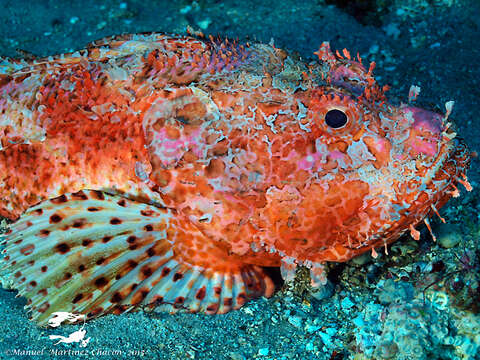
[451, 137, 471, 175]
[420, 135, 470, 196]
[435, 136, 471, 190]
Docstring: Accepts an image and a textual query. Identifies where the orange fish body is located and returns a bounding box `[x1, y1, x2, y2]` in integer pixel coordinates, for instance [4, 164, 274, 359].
[0, 33, 471, 325]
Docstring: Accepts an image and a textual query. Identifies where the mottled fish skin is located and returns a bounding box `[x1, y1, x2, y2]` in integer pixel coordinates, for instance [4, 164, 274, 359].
[0, 33, 472, 324]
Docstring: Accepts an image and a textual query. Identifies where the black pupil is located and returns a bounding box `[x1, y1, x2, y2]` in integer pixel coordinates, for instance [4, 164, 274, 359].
[325, 109, 347, 128]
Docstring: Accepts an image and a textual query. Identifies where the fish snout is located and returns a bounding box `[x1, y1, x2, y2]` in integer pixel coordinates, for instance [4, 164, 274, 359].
[402, 106, 445, 157]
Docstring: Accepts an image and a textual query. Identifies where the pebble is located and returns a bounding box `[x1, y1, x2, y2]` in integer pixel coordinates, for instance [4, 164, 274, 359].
[383, 23, 401, 38]
[341, 297, 355, 310]
[310, 280, 334, 301]
[180, 5, 192, 14]
[287, 315, 303, 329]
[366, 264, 381, 284]
[229, 352, 246, 360]
[305, 323, 321, 334]
[306, 341, 315, 351]
[258, 347, 269, 356]
[369, 44, 379, 54]
[318, 328, 336, 345]
[436, 223, 462, 248]
[197, 18, 212, 30]
[391, 239, 418, 256]
[97, 21, 107, 30]
[242, 307, 254, 316]
[351, 251, 371, 265]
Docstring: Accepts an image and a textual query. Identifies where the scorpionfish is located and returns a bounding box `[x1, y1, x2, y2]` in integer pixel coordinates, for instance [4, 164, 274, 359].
[0, 32, 472, 325]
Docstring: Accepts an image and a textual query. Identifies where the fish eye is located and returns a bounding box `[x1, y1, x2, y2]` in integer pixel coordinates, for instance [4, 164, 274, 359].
[325, 109, 348, 128]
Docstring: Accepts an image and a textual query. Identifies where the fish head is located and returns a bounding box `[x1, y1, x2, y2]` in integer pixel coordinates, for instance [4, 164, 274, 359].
[260, 43, 472, 265]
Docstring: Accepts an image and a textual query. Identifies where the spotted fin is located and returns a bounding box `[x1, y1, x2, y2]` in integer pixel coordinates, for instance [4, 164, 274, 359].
[1, 190, 274, 326]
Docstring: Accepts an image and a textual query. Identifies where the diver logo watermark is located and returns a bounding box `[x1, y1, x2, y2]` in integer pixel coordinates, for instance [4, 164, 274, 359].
[3, 312, 147, 357]
[47, 312, 91, 347]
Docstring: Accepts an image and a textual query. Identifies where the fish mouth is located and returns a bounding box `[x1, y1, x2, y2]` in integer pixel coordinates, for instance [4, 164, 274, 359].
[414, 126, 471, 224]
[380, 112, 472, 247]
[431, 134, 472, 198]
[352, 135, 471, 255]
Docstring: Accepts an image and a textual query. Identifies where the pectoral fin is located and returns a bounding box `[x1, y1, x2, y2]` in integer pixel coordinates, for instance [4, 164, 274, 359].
[1, 190, 274, 326]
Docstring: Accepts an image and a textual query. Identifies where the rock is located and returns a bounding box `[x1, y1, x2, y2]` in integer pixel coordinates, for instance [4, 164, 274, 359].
[287, 315, 303, 329]
[341, 296, 355, 310]
[310, 280, 334, 301]
[229, 352, 246, 360]
[436, 223, 462, 248]
[258, 347, 269, 356]
[351, 252, 372, 266]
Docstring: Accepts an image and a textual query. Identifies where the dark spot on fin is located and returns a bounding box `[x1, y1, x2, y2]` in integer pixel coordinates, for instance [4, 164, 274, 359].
[55, 243, 70, 254]
[49, 214, 62, 223]
[51, 194, 68, 204]
[110, 218, 122, 225]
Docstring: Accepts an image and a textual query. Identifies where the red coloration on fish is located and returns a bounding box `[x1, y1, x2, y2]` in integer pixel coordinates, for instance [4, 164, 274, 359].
[0, 33, 472, 325]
